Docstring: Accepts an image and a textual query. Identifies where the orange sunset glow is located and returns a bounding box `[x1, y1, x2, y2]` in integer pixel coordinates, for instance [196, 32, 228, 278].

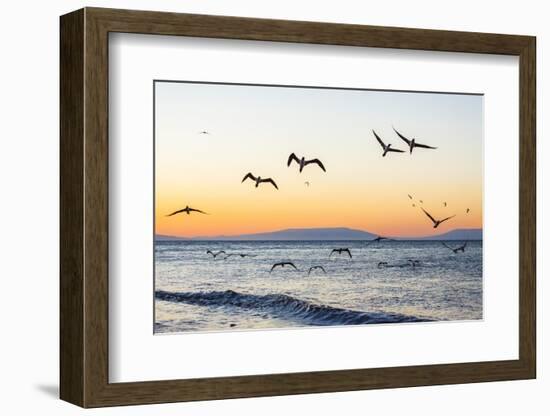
[155, 81, 482, 239]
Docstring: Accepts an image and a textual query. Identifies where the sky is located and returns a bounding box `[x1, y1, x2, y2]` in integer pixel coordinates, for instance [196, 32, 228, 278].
[154, 81, 483, 238]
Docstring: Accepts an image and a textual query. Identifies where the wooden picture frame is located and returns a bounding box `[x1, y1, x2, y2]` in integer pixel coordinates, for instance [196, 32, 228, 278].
[60, 7, 536, 408]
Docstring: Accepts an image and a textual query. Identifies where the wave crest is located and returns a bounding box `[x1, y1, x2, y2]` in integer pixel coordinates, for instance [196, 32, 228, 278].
[155, 289, 429, 326]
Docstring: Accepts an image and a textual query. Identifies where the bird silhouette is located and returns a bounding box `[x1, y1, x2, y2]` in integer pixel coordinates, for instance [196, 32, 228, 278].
[393, 127, 437, 154]
[373, 130, 405, 157]
[329, 248, 352, 259]
[241, 173, 279, 190]
[441, 242, 468, 253]
[308, 266, 327, 275]
[166, 206, 208, 216]
[206, 250, 226, 258]
[421, 208, 455, 228]
[270, 262, 299, 273]
[287, 153, 326, 172]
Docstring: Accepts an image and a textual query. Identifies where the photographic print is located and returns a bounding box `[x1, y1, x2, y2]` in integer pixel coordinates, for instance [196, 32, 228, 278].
[154, 81, 483, 334]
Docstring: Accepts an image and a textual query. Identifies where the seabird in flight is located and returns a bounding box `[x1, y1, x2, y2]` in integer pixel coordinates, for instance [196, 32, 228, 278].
[421, 207, 455, 229]
[166, 206, 208, 216]
[224, 253, 257, 259]
[373, 130, 405, 157]
[393, 127, 437, 154]
[206, 250, 226, 258]
[287, 153, 326, 172]
[241, 173, 279, 190]
[441, 241, 468, 253]
[329, 248, 352, 259]
[366, 236, 389, 246]
[308, 266, 327, 275]
[270, 262, 299, 273]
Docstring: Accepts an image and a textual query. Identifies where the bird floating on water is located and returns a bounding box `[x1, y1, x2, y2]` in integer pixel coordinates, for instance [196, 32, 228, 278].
[308, 266, 327, 275]
[373, 130, 405, 157]
[166, 206, 208, 216]
[241, 173, 279, 190]
[393, 127, 437, 154]
[441, 242, 468, 253]
[421, 207, 455, 229]
[287, 153, 326, 172]
[270, 262, 299, 273]
[329, 248, 352, 259]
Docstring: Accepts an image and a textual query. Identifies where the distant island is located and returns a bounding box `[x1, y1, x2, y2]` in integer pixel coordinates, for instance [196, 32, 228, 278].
[155, 227, 482, 241]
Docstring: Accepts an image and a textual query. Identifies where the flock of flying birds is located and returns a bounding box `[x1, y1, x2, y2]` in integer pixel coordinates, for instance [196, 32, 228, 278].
[165, 127, 473, 275]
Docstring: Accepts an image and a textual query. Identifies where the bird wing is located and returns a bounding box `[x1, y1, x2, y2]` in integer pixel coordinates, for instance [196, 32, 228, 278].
[287, 262, 298, 270]
[329, 249, 336, 257]
[270, 263, 280, 272]
[421, 208, 437, 224]
[372, 130, 386, 149]
[460, 242, 468, 249]
[308, 267, 313, 275]
[319, 266, 326, 273]
[261, 178, 279, 190]
[287, 153, 300, 167]
[387, 147, 405, 153]
[241, 172, 256, 183]
[393, 127, 412, 145]
[441, 242, 454, 251]
[188, 207, 209, 215]
[305, 159, 326, 172]
[166, 208, 185, 217]
[206, 250, 213, 256]
[344, 249, 352, 258]
[414, 142, 437, 149]
[440, 215, 456, 223]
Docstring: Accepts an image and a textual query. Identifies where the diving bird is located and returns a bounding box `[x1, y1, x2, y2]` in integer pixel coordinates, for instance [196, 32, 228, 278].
[421, 207, 455, 229]
[393, 127, 437, 154]
[270, 262, 299, 273]
[166, 206, 208, 216]
[329, 248, 352, 259]
[373, 130, 405, 157]
[206, 250, 226, 258]
[441, 241, 468, 253]
[308, 266, 327, 275]
[287, 153, 326, 172]
[241, 172, 279, 190]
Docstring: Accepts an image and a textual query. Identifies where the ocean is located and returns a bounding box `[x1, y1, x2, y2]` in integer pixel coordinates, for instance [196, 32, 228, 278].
[154, 240, 482, 333]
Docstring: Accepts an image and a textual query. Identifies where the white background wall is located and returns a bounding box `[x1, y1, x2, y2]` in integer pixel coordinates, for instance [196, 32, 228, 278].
[0, 0, 545, 414]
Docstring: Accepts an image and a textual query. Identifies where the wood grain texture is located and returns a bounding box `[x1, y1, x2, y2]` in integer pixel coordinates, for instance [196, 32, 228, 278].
[59, 8, 84, 407]
[59, 7, 537, 408]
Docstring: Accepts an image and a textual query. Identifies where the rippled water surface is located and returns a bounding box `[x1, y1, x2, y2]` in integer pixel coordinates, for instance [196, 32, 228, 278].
[154, 240, 482, 333]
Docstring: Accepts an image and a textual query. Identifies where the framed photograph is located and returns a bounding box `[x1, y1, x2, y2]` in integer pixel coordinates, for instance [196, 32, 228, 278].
[60, 7, 536, 407]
